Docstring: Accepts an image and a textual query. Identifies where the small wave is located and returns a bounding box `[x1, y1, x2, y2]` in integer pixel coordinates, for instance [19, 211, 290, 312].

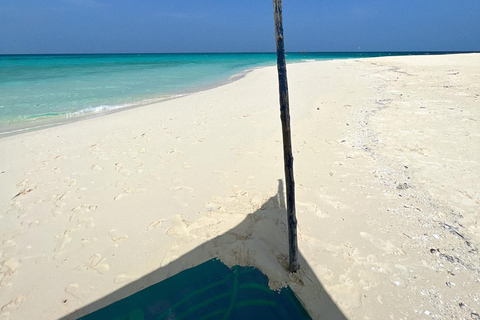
[301, 59, 316, 62]
[66, 95, 180, 118]
[1, 94, 186, 136]
[67, 104, 127, 117]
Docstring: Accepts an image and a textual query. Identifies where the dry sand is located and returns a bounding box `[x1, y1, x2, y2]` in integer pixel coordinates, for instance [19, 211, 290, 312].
[0, 53, 479, 319]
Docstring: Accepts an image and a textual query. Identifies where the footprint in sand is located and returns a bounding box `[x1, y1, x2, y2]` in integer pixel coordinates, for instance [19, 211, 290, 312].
[71, 204, 97, 214]
[41, 194, 58, 202]
[16, 179, 29, 188]
[70, 206, 83, 215]
[53, 198, 66, 210]
[65, 283, 81, 298]
[360, 232, 406, 255]
[114, 194, 126, 201]
[0, 295, 27, 312]
[114, 163, 131, 176]
[1, 240, 16, 250]
[20, 219, 39, 228]
[7, 201, 24, 214]
[147, 220, 164, 231]
[89, 164, 103, 171]
[80, 237, 98, 246]
[165, 215, 190, 239]
[69, 215, 95, 229]
[53, 191, 70, 203]
[54, 230, 72, 252]
[0, 258, 21, 286]
[109, 229, 128, 245]
[79, 254, 110, 274]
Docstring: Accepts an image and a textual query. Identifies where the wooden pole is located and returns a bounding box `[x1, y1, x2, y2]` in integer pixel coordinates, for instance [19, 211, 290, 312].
[272, 0, 299, 273]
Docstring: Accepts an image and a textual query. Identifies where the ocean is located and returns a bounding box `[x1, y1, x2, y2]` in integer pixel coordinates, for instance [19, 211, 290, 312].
[0, 52, 458, 135]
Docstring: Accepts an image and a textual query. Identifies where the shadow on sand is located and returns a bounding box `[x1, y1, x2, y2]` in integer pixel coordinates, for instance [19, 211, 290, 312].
[61, 180, 347, 320]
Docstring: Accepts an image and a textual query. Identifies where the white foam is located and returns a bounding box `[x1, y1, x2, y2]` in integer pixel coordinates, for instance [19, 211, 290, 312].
[67, 104, 126, 117]
[66, 96, 173, 118]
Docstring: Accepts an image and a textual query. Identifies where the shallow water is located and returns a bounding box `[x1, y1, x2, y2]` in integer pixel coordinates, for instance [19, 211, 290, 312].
[0, 52, 456, 135]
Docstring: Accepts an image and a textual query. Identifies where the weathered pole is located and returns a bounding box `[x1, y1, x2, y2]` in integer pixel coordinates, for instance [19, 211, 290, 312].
[272, 0, 299, 273]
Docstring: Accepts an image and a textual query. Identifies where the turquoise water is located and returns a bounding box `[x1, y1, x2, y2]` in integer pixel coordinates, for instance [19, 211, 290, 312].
[0, 52, 456, 135]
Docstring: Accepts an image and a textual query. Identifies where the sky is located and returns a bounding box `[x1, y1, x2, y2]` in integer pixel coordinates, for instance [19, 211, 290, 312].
[1, 0, 479, 54]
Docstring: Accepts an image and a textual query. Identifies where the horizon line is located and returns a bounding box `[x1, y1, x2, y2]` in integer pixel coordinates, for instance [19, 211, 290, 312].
[1, 50, 479, 56]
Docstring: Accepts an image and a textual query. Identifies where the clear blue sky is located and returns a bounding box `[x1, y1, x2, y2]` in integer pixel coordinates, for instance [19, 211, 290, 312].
[1, 0, 479, 54]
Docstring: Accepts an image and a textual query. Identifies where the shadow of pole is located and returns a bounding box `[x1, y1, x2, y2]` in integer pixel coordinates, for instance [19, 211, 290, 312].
[61, 180, 347, 320]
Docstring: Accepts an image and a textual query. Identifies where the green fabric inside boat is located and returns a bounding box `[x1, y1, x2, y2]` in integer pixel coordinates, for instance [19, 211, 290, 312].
[79, 258, 311, 320]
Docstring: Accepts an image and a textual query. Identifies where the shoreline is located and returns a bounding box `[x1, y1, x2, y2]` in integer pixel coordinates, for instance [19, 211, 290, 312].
[0, 66, 260, 138]
[0, 53, 479, 319]
[2, 51, 467, 138]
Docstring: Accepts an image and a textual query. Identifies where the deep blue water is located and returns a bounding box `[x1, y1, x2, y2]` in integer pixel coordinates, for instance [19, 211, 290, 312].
[0, 52, 462, 134]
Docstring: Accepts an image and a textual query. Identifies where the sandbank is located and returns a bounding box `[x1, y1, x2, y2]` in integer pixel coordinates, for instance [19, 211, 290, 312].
[0, 53, 479, 319]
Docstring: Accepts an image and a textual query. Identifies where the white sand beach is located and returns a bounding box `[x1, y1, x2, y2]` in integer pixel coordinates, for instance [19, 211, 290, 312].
[1, 53, 479, 319]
